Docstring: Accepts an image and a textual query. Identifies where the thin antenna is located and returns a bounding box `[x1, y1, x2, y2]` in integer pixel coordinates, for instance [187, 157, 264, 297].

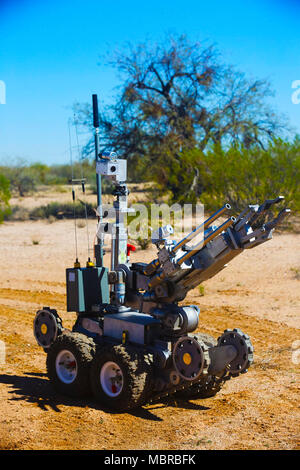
[92, 94, 103, 267]
[74, 113, 91, 263]
[68, 119, 79, 266]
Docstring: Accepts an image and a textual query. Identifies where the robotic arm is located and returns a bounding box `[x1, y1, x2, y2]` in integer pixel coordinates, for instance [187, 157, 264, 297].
[126, 197, 290, 307]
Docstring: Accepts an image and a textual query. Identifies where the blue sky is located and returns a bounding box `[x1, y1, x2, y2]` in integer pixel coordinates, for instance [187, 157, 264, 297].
[0, 0, 299, 165]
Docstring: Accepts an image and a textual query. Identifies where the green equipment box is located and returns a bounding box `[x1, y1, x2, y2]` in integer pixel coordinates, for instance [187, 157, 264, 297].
[66, 267, 109, 313]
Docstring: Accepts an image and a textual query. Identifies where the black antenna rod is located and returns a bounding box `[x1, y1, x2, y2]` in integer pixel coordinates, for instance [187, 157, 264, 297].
[93, 94, 101, 206]
[92, 94, 103, 266]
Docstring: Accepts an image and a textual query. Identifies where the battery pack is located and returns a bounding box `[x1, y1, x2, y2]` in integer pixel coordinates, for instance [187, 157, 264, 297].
[66, 267, 109, 313]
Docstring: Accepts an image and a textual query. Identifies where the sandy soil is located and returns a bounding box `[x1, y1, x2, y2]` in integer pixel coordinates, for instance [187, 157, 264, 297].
[0, 217, 299, 450]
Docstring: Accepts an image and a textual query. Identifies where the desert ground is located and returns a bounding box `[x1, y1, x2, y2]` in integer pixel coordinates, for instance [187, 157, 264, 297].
[0, 189, 299, 450]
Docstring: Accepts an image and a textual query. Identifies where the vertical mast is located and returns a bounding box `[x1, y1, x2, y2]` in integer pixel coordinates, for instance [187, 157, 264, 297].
[92, 94, 103, 266]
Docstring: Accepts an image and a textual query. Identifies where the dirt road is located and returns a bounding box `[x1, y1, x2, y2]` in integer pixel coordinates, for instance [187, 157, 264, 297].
[0, 220, 299, 450]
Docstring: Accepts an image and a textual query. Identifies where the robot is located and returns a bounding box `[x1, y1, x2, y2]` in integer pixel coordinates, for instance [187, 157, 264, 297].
[33, 95, 290, 411]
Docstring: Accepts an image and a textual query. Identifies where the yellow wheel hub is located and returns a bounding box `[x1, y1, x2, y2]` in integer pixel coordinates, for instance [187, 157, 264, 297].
[183, 353, 192, 365]
[41, 323, 48, 335]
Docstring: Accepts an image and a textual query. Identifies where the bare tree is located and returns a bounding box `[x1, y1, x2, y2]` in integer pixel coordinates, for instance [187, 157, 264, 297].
[75, 34, 288, 195]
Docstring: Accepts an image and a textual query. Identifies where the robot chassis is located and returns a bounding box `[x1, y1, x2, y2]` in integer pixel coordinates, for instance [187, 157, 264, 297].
[33, 95, 290, 411]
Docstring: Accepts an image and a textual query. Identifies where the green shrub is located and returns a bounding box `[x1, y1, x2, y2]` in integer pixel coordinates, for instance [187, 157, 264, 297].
[198, 285, 205, 296]
[89, 176, 114, 195]
[0, 173, 11, 222]
[184, 138, 300, 213]
[29, 202, 96, 220]
[5, 205, 29, 221]
[136, 236, 151, 250]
